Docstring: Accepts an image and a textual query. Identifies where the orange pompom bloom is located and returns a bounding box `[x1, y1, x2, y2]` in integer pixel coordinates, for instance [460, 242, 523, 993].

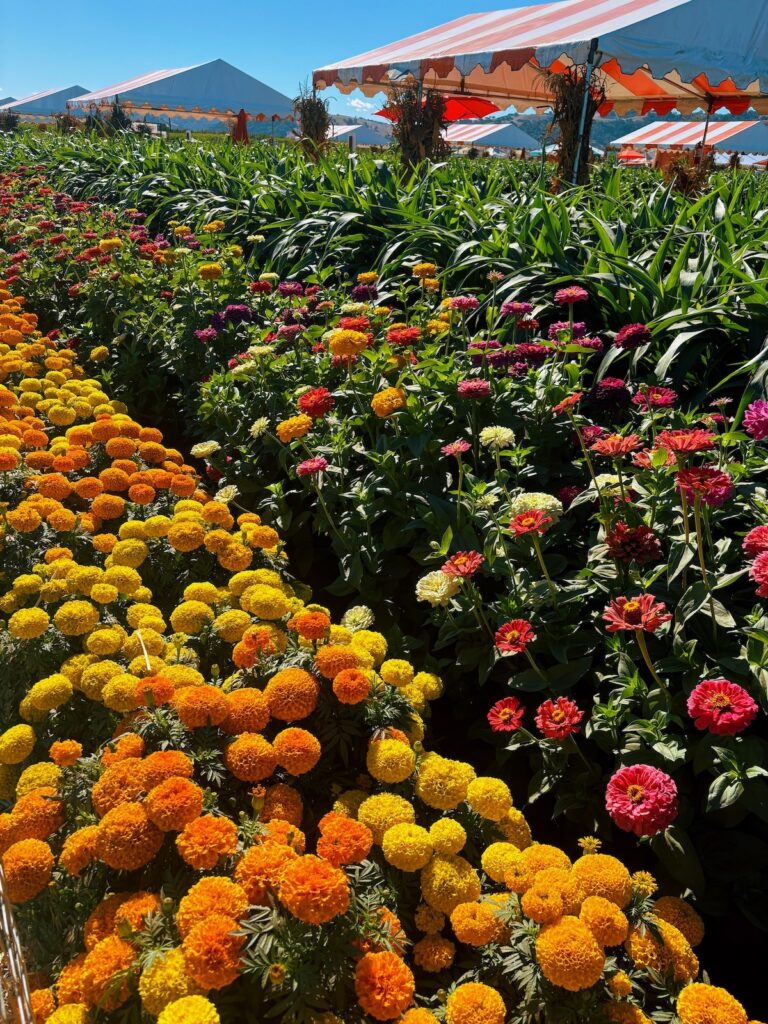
[114, 890, 161, 933]
[177, 877, 249, 938]
[140, 750, 194, 790]
[272, 728, 321, 775]
[81, 935, 136, 1010]
[317, 812, 373, 867]
[261, 783, 303, 827]
[287, 610, 330, 640]
[258, 818, 306, 853]
[177, 815, 239, 870]
[90, 494, 125, 520]
[332, 668, 371, 705]
[145, 777, 204, 831]
[135, 675, 175, 707]
[314, 644, 360, 679]
[263, 668, 319, 722]
[49, 740, 83, 767]
[56, 952, 89, 1003]
[182, 914, 245, 990]
[91, 760, 145, 817]
[224, 733, 277, 782]
[83, 893, 131, 950]
[354, 951, 415, 1021]
[2, 839, 54, 903]
[234, 840, 298, 904]
[13, 788, 64, 842]
[278, 854, 350, 925]
[173, 685, 230, 729]
[94, 803, 164, 870]
[29, 987, 55, 1023]
[101, 733, 145, 766]
[220, 688, 270, 735]
[59, 825, 100, 876]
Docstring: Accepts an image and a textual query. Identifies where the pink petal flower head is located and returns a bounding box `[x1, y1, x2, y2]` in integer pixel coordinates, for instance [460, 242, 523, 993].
[632, 386, 677, 410]
[743, 399, 768, 440]
[296, 456, 329, 478]
[510, 508, 553, 537]
[614, 324, 652, 350]
[450, 295, 480, 312]
[441, 439, 471, 458]
[554, 285, 589, 306]
[457, 379, 491, 400]
[606, 764, 678, 837]
[743, 525, 768, 558]
[675, 467, 734, 508]
[687, 678, 758, 736]
[501, 300, 533, 318]
[603, 594, 672, 633]
[487, 696, 524, 733]
[535, 697, 584, 740]
[750, 550, 768, 592]
[442, 550, 484, 578]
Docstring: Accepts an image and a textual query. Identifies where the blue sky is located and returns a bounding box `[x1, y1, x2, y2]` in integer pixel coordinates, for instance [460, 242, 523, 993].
[0, 0, 541, 115]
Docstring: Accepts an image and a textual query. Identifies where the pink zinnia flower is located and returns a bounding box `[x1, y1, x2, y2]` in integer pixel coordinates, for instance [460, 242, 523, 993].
[606, 764, 678, 837]
[554, 285, 588, 306]
[676, 467, 734, 508]
[501, 300, 533, 317]
[441, 439, 471, 457]
[487, 696, 524, 733]
[743, 399, 768, 440]
[457, 379, 491, 399]
[535, 697, 584, 740]
[742, 524, 768, 558]
[614, 323, 652, 349]
[495, 619, 536, 654]
[750, 551, 768, 596]
[510, 508, 553, 536]
[442, 551, 484, 578]
[603, 594, 672, 633]
[296, 457, 328, 477]
[687, 679, 758, 735]
[450, 296, 480, 312]
[632, 386, 677, 410]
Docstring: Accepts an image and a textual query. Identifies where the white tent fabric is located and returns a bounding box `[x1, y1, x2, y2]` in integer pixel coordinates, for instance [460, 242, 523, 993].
[612, 120, 768, 153]
[328, 120, 393, 144]
[0, 86, 90, 117]
[314, 0, 768, 114]
[445, 121, 539, 148]
[0, 97, 16, 107]
[67, 60, 293, 123]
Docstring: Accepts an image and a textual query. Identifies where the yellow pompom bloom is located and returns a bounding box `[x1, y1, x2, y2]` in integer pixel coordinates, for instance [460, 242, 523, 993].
[239, 585, 289, 620]
[0, 724, 36, 765]
[677, 984, 747, 1024]
[46, 1006, 89, 1024]
[170, 601, 215, 635]
[358, 793, 415, 846]
[27, 674, 73, 713]
[571, 854, 632, 909]
[275, 415, 312, 444]
[102, 673, 141, 713]
[445, 982, 505, 1024]
[158, 995, 221, 1024]
[366, 739, 416, 784]
[371, 387, 407, 419]
[111, 539, 149, 568]
[8, 607, 50, 640]
[535, 916, 605, 991]
[85, 627, 125, 656]
[53, 600, 99, 636]
[466, 777, 512, 821]
[103, 565, 142, 596]
[382, 823, 433, 871]
[379, 659, 413, 688]
[420, 854, 481, 914]
[481, 842, 521, 883]
[579, 895, 629, 946]
[184, 582, 220, 605]
[139, 948, 202, 1015]
[16, 762, 60, 798]
[213, 610, 251, 643]
[429, 818, 466, 856]
[496, 806, 532, 849]
[350, 630, 388, 665]
[415, 754, 475, 811]
[412, 671, 443, 700]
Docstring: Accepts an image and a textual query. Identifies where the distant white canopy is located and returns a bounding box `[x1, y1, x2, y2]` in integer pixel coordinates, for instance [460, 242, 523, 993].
[445, 121, 539, 148]
[1, 86, 90, 117]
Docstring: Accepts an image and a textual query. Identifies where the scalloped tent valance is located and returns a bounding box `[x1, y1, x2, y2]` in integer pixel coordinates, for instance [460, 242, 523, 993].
[313, 0, 768, 116]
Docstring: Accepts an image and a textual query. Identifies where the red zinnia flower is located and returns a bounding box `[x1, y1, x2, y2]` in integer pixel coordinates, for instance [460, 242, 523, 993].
[614, 323, 652, 350]
[495, 620, 536, 654]
[687, 679, 758, 736]
[510, 509, 553, 537]
[656, 428, 716, 454]
[535, 697, 583, 740]
[590, 433, 642, 457]
[632, 447, 676, 470]
[606, 764, 678, 837]
[298, 386, 335, 419]
[442, 551, 484, 578]
[553, 392, 582, 415]
[605, 523, 662, 564]
[675, 467, 734, 508]
[743, 525, 768, 558]
[487, 696, 524, 733]
[296, 457, 328, 478]
[387, 326, 422, 347]
[632, 386, 677, 410]
[603, 594, 671, 633]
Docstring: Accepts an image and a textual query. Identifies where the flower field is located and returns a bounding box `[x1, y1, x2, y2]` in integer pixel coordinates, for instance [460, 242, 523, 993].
[1, 137, 767, 1022]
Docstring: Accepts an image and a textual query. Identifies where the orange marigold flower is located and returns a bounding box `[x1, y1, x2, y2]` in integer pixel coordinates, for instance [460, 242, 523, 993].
[535, 915, 605, 991]
[181, 914, 244, 990]
[316, 813, 373, 867]
[101, 733, 145, 766]
[278, 854, 350, 925]
[2, 838, 54, 903]
[114, 891, 161, 933]
[49, 740, 82, 767]
[314, 644, 360, 679]
[173, 685, 229, 729]
[177, 877, 249, 938]
[56, 953, 88, 1004]
[94, 803, 164, 871]
[84, 894, 132, 950]
[177, 816, 239, 870]
[450, 901, 503, 946]
[272, 728, 321, 775]
[29, 987, 55, 1024]
[258, 818, 306, 852]
[81, 935, 136, 1010]
[579, 895, 629, 946]
[261, 783, 303, 827]
[90, 494, 125, 520]
[224, 733, 277, 782]
[134, 675, 175, 708]
[354, 951, 414, 1021]
[13, 788, 64, 842]
[91, 760, 145, 817]
[413, 934, 455, 973]
[332, 668, 371, 705]
[145, 777, 204, 831]
[140, 750, 194, 790]
[220, 688, 270, 735]
[59, 825, 100, 876]
[677, 983, 747, 1024]
[263, 668, 319, 722]
[234, 840, 298, 904]
[445, 982, 505, 1024]
[287, 610, 330, 640]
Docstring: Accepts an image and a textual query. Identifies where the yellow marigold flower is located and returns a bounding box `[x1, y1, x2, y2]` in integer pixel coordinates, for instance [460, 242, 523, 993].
[466, 777, 512, 821]
[625, 917, 698, 983]
[481, 841, 520, 883]
[358, 793, 415, 846]
[167, 521, 206, 552]
[366, 739, 415, 784]
[571, 854, 632, 908]
[371, 387, 406, 419]
[420, 853, 481, 914]
[429, 818, 466, 856]
[45, 1005, 89, 1024]
[53, 600, 99, 636]
[275, 414, 313, 444]
[379, 659, 413, 688]
[158, 995, 221, 1024]
[102, 673, 141, 713]
[414, 902, 445, 934]
[382, 823, 433, 871]
[445, 982, 505, 1024]
[27, 674, 73, 713]
[239, 584, 290, 620]
[412, 262, 437, 279]
[111, 538, 149, 567]
[450, 901, 503, 946]
[213, 609, 251, 643]
[413, 934, 455, 973]
[198, 263, 223, 281]
[332, 789, 368, 819]
[98, 237, 123, 252]
[170, 601, 215, 635]
[85, 626, 124, 656]
[0, 725, 36, 765]
[8, 607, 50, 639]
[579, 895, 629, 946]
[415, 753, 475, 811]
[496, 806, 532, 849]
[677, 983, 747, 1024]
[536, 915, 605, 991]
[139, 948, 203, 1016]
[631, 870, 658, 898]
[412, 671, 443, 699]
[653, 895, 705, 947]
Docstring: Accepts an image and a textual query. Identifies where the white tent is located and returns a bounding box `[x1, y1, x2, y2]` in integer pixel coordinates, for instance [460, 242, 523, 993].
[328, 120, 392, 145]
[611, 120, 768, 153]
[67, 60, 293, 129]
[0, 86, 90, 119]
[445, 121, 539, 149]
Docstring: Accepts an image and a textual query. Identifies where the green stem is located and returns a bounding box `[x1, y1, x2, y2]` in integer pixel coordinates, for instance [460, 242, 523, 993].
[570, 415, 601, 496]
[531, 534, 557, 598]
[313, 483, 348, 552]
[524, 647, 548, 683]
[635, 629, 668, 703]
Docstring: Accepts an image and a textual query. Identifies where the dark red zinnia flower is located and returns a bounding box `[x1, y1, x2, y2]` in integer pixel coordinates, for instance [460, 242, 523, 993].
[535, 697, 584, 739]
[676, 467, 734, 508]
[615, 323, 652, 349]
[605, 523, 662, 564]
[298, 386, 335, 418]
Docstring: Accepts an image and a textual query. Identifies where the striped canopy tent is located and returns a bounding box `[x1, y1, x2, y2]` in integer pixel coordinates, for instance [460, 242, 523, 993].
[444, 120, 539, 148]
[0, 86, 90, 119]
[313, 0, 768, 117]
[611, 120, 768, 153]
[67, 60, 293, 126]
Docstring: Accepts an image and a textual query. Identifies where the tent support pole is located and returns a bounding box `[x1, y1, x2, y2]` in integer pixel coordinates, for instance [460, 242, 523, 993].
[572, 36, 599, 185]
[701, 100, 713, 148]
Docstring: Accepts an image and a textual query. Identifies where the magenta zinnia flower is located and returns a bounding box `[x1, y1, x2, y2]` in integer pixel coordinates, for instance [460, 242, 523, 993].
[743, 524, 768, 558]
[457, 379, 491, 399]
[450, 295, 480, 312]
[615, 323, 652, 349]
[501, 300, 533, 318]
[603, 594, 672, 633]
[743, 399, 768, 440]
[554, 285, 589, 306]
[606, 764, 678, 837]
[749, 551, 768, 596]
[687, 679, 758, 736]
[535, 697, 584, 740]
[487, 696, 524, 733]
[676, 467, 734, 507]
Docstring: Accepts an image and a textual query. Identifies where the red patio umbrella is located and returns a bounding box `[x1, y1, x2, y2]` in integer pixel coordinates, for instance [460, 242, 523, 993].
[375, 94, 500, 122]
[231, 108, 249, 145]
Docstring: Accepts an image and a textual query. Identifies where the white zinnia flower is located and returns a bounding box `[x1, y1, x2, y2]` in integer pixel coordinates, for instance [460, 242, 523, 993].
[190, 440, 221, 459]
[415, 571, 461, 608]
[216, 484, 239, 504]
[479, 426, 516, 450]
[507, 492, 564, 522]
[341, 606, 376, 632]
[249, 417, 270, 439]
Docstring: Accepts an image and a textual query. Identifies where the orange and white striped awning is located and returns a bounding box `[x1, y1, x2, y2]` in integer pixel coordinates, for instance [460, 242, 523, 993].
[314, 0, 768, 116]
[612, 120, 768, 151]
